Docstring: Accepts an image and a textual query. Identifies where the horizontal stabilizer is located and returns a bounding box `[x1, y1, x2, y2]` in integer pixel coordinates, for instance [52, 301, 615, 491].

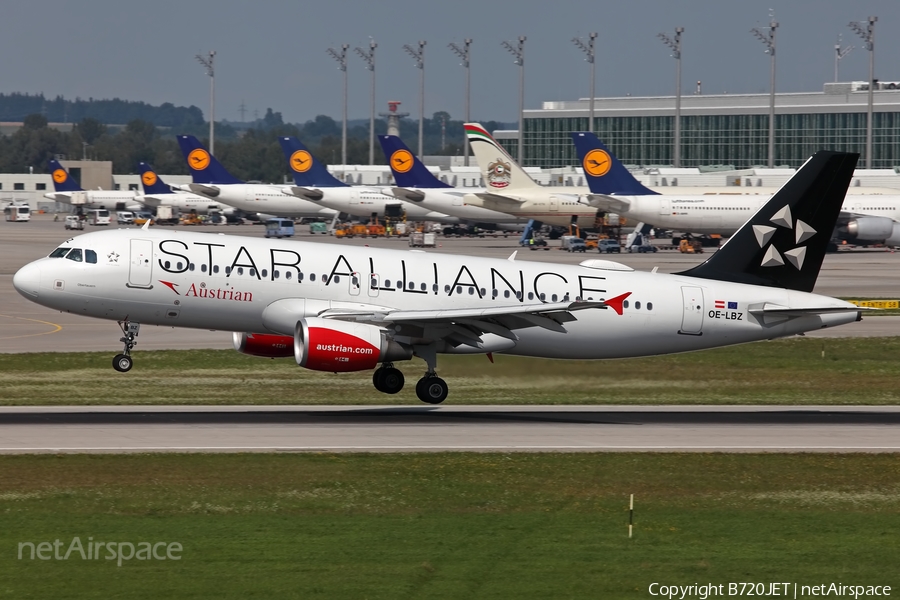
[186, 183, 221, 197]
[585, 194, 632, 214]
[286, 186, 324, 201]
[391, 187, 425, 202]
[473, 192, 526, 206]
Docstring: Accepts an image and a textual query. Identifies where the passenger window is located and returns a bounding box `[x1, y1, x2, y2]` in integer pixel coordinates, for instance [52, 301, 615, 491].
[85, 250, 98, 264]
[332, 275, 339, 284]
[274, 270, 280, 279]
[213, 265, 219, 274]
[164, 261, 171, 269]
[635, 301, 641, 309]
[420, 283, 426, 291]
[551, 294, 558, 302]
[310, 274, 316, 282]
[261, 269, 268, 278]
[249, 268, 256, 277]
[201, 264, 208, 273]
[504, 290, 510, 298]
[286, 272, 292, 280]
[66, 249, 83, 262]
[623, 300, 630, 309]
[225, 267, 231, 275]
[238, 267, 244, 275]
[384, 279, 391, 287]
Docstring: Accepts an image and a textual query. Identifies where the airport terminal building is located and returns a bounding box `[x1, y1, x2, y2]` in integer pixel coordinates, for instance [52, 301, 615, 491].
[500, 82, 900, 169]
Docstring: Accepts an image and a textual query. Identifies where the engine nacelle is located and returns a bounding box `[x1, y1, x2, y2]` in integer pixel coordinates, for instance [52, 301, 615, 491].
[294, 317, 412, 372]
[232, 332, 295, 358]
[846, 216, 894, 241]
[884, 222, 900, 247]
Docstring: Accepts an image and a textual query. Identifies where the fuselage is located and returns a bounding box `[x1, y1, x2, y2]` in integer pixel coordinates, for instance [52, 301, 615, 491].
[138, 192, 226, 215]
[389, 187, 526, 227]
[45, 191, 142, 212]
[285, 186, 458, 224]
[463, 190, 598, 228]
[183, 183, 337, 219]
[13, 228, 858, 360]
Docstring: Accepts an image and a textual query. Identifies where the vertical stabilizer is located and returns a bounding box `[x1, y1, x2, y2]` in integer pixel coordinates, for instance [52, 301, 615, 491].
[176, 135, 243, 185]
[47, 160, 83, 192]
[570, 132, 659, 195]
[137, 163, 173, 194]
[278, 137, 348, 188]
[377, 135, 451, 188]
[464, 123, 539, 192]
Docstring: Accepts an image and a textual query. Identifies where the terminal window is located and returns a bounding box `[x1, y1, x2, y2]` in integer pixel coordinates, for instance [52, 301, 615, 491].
[36, 183, 46, 190]
[14, 183, 24, 191]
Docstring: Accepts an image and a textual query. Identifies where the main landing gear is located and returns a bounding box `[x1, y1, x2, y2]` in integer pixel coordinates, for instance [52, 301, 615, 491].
[112, 320, 140, 373]
[371, 347, 450, 404]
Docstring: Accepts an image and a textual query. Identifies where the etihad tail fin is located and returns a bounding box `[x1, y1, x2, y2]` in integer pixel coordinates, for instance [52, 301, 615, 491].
[678, 151, 859, 292]
[176, 135, 242, 185]
[570, 132, 659, 195]
[278, 137, 348, 188]
[378, 134, 451, 188]
[137, 162, 173, 194]
[464, 123, 539, 192]
[47, 160, 83, 192]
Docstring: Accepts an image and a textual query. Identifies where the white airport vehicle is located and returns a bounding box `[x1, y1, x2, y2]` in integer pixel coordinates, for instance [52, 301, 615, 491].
[464, 124, 598, 228]
[4, 204, 30, 222]
[87, 209, 111, 226]
[64, 215, 84, 230]
[13, 152, 864, 404]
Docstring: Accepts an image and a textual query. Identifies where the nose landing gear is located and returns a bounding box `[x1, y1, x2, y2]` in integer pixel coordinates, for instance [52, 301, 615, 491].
[112, 320, 140, 373]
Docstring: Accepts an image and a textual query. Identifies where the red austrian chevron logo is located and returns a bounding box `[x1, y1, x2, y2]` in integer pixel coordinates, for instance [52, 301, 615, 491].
[159, 280, 180, 295]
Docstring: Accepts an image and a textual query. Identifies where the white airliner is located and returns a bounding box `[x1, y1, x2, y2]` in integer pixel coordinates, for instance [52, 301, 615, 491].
[13, 151, 863, 404]
[135, 162, 231, 216]
[572, 132, 900, 245]
[175, 135, 337, 220]
[276, 137, 458, 224]
[464, 124, 598, 228]
[44, 160, 142, 211]
[377, 134, 527, 230]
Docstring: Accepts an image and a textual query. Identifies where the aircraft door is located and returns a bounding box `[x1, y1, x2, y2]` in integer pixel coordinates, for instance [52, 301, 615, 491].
[549, 196, 559, 211]
[659, 198, 670, 215]
[349, 271, 361, 296]
[368, 273, 380, 297]
[679, 286, 704, 335]
[128, 239, 153, 288]
[452, 195, 463, 206]
[349, 190, 359, 205]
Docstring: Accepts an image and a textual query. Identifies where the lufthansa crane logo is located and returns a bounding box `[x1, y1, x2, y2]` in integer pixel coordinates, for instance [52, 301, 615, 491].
[187, 149, 211, 171]
[290, 150, 312, 173]
[390, 149, 414, 174]
[583, 149, 612, 177]
[52, 169, 67, 184]
[142, 171, 158, 187]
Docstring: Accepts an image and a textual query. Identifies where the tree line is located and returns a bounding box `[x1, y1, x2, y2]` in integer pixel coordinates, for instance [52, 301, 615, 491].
[0, 111, 511, 183]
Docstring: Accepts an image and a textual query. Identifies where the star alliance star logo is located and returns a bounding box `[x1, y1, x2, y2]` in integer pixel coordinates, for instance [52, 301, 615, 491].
[107, 252, 119, 263]
[752, 205, 816, 270]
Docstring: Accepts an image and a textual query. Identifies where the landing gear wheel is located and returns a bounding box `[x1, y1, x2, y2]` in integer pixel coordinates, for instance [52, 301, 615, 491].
[416, 376, 448, 404]
[373, 366, 405, 394]
[112, 354, 133, 373]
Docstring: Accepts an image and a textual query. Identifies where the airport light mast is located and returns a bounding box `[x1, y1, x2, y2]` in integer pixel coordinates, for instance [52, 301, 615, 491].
[834, 34, 854, 83]
[501, 36, 526, 165]
[448, 39, 472, 166]
[751, 16, 778, 168]
[849, 16, 877, 169]
[327, 44, 349, 168]
[657, 28, 683, 167]
[195, 51, 216, 155]
[403, 40, 427, 159]
[355, 40, 377, 165]
[572, 33, 598, 135]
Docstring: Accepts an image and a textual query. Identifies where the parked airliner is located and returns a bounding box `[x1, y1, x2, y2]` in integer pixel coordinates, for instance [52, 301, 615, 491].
[13, 152, 863, 404]
[277, 136, 457, 224]
[573, 132, 900, 246]
[464, 124, 598, 228]
[44, 160, 142, 211]
[136, 162, 232, 216]
[175, 135, 337, 220]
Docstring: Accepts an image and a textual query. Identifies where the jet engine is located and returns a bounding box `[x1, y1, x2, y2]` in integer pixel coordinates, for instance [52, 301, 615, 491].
[845, 217, 894, 242]
[232, 332, 295, 358]
[294, 317, 412, 372]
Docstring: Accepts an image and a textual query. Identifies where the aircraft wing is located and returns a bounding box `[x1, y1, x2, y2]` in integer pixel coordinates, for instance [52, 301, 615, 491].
[284, 186, 324, 201]
[318, 294, 630, 348]
[185, 183, 221, 198]
[390, 187, 425, 202]
[585, 194, 632, 213]
[472, 192, 526, 207]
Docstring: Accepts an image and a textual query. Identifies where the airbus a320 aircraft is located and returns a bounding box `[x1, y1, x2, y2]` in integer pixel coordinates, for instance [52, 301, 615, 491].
[44, 160, 142, 212]
[14, 152, 863, 404]
[136, 162, 234, 216]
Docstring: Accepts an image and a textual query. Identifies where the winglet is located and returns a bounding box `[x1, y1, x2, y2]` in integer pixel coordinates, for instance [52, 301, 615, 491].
[602, 292, 632, 316]
[141, 218, 151, 231]
[507, 251, 517, 262]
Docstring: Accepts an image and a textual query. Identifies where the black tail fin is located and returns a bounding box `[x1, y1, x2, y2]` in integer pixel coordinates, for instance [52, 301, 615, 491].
[678, 151, 858, 292]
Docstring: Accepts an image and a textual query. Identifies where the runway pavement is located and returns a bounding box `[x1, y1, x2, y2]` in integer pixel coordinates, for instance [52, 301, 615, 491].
[0, 405, 898, 453]
[3, 215, 900, 353]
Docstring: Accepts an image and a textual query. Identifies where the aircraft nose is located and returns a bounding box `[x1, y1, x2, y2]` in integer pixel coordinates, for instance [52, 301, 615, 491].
[13, 262, 41, 300]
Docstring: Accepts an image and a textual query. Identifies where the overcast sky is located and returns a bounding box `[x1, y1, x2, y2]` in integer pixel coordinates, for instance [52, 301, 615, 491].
[2, 0, 897, 124]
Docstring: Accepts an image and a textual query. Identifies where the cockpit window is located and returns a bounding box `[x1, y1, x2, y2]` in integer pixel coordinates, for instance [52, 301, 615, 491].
[85, 249, 97, 264]
[49, 247, 71, 258]
[66, 249, 83, 262]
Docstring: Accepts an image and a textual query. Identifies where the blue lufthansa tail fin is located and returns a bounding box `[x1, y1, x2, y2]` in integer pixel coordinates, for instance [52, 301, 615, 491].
[378, 134, 452, 188]
[176, 135, 243, 184]
[277, 137, 348, 187]
[47, 160, 83, 192]
[570, 132, 659, 195]
[137, 162, 173, 194]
